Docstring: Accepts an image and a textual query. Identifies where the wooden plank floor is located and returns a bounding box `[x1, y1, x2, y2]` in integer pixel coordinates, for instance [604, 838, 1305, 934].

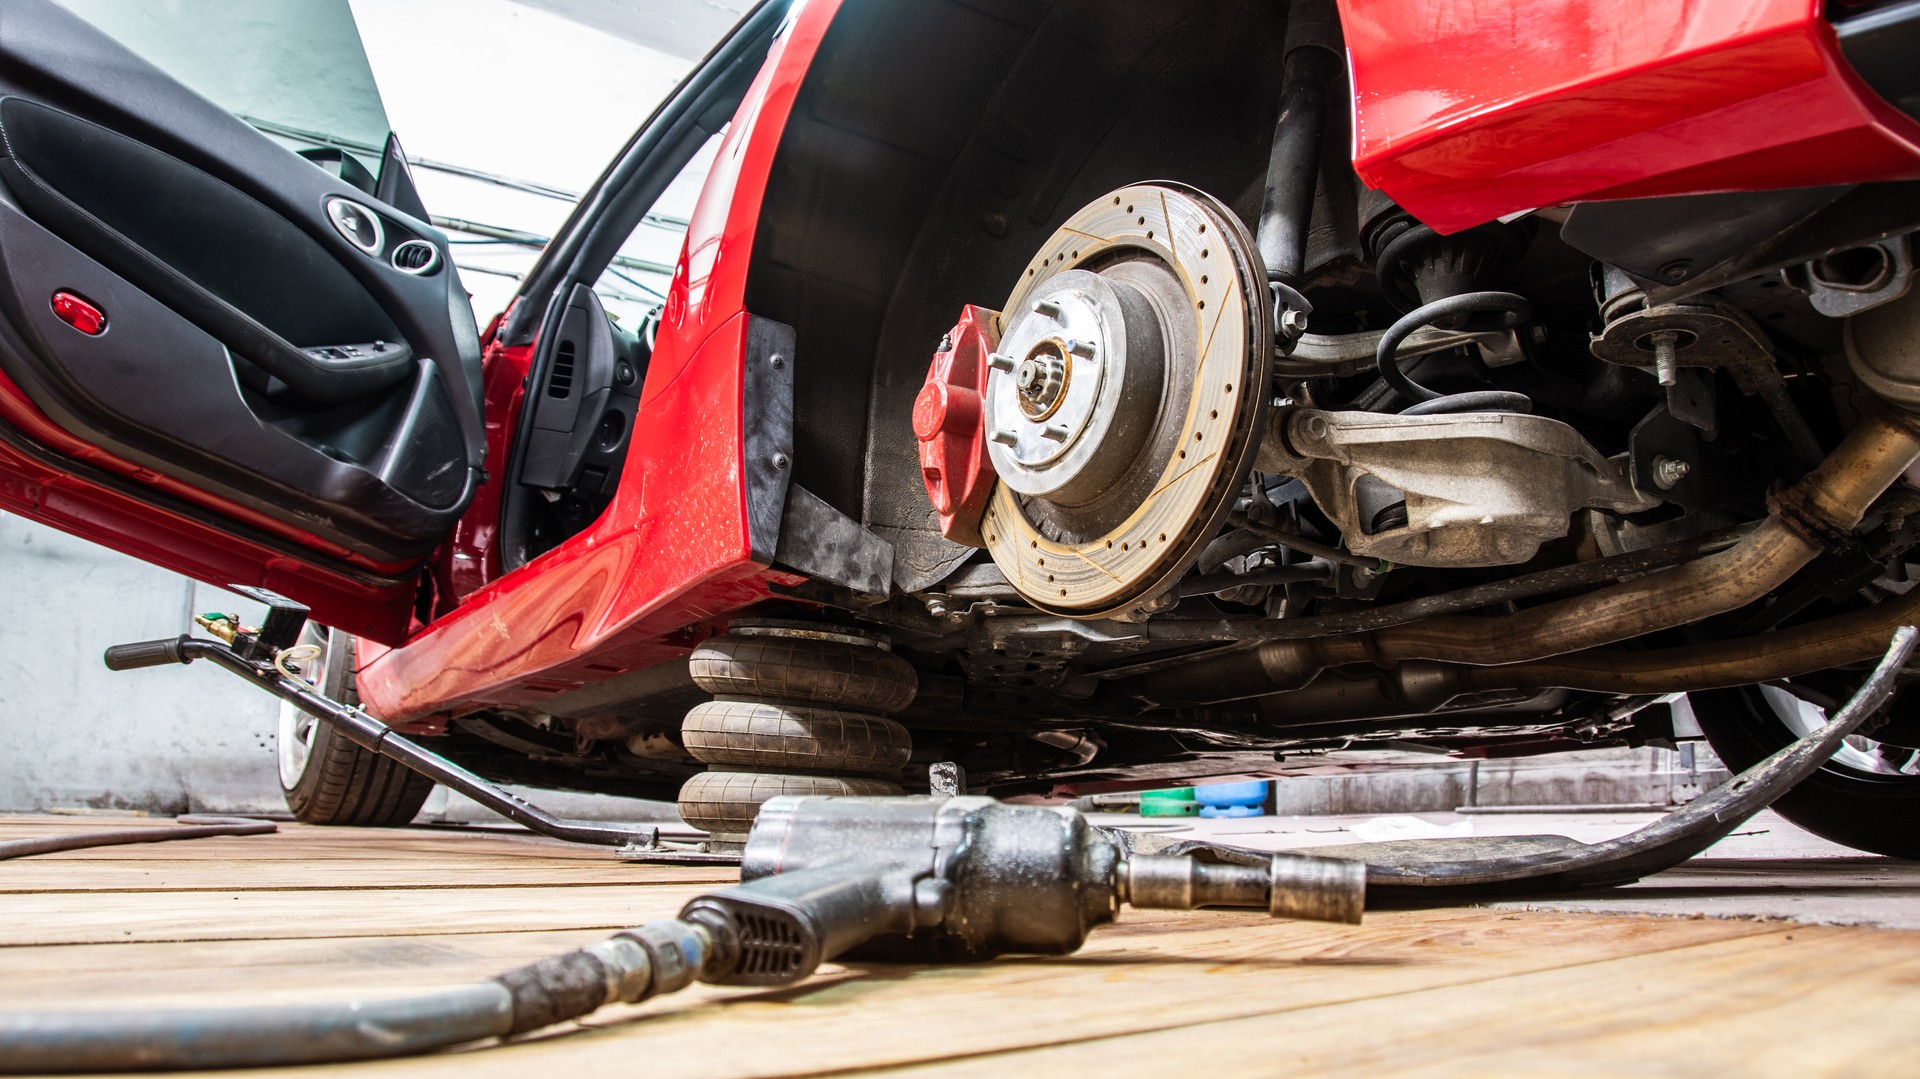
[3, 814, 1917, 1078]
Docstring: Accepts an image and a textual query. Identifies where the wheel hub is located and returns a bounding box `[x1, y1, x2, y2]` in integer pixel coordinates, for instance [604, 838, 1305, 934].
[986, 271, 1164, 500]
[975, 183, 1273, 617]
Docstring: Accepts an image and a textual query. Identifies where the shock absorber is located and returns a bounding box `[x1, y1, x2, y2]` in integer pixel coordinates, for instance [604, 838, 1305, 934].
[1365, 210, 1536, 415]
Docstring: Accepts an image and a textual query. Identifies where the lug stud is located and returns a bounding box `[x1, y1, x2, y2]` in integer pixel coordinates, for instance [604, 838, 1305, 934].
[1033, 300, 1064, 320]
[990, 429, 1019, 446]
[1067, 339, 1096, 358]
[988, 353, 1017, 373]
[1041, 424, 1070, 442]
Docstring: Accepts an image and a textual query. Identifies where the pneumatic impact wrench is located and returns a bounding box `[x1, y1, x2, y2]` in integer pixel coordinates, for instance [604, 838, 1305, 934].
[0, 794, 1365, 1071]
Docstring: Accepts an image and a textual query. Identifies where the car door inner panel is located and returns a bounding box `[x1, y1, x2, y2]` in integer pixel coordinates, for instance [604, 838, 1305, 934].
[0, 0, 483, 565]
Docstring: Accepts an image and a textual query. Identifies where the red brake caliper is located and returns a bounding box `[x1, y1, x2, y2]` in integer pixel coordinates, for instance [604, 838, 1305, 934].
[912, 305, 1000, 547]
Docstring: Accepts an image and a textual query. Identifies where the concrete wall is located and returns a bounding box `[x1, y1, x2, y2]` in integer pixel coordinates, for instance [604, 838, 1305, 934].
[0, 513, 284, 813]
[0, 514, 680, 822]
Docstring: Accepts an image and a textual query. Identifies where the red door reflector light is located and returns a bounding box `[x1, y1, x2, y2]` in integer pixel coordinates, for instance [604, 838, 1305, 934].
[51, 290, 106, 335]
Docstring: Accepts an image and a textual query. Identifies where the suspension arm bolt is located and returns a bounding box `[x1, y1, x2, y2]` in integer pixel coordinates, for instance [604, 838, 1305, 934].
[1652, 455, 1691, 490]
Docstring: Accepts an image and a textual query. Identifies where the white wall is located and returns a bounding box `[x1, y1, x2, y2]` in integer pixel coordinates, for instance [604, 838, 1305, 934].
[0, 513, 285, 813]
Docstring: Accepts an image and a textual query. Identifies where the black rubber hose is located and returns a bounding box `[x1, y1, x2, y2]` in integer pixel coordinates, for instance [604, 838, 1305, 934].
[0, 926, 683, 1072]
[0, 816, 275, 861]
[0, 986, 517, 1072]
[1375, 291, 1531, 405]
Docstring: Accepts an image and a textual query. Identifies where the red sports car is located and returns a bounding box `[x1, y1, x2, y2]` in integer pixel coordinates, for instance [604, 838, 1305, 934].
[4, 0, 1920, 856]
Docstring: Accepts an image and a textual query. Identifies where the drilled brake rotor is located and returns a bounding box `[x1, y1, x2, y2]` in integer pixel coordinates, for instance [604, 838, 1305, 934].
[979, 183, 1272, 617]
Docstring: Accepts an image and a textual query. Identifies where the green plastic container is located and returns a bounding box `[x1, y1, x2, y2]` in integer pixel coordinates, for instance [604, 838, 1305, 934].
[1138, 787, 1199, 817]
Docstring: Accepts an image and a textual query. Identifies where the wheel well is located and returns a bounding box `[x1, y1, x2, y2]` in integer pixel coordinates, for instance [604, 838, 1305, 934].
[744, 0, 1294, 583]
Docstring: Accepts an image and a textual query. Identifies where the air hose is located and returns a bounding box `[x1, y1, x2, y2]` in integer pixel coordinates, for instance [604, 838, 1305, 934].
[0, 921, 698, 1072]
[0, 816, 274, 861]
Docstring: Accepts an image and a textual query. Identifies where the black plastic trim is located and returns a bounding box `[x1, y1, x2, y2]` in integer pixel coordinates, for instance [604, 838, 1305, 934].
[744, 314, 795, 564]
[0, 98, 414, 405]
[374, 132, 432, 222]
[772, 484, 892, 599]
[1837, 0, 1920, 123]
[0, 199, 469, 560]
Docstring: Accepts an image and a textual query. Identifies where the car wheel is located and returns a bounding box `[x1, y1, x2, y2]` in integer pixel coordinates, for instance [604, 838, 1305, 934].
[276, 624, 433, 827]
[1690, 683, 1920, 858]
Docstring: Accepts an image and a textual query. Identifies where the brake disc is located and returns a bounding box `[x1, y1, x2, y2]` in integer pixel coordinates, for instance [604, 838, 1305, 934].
[978, 183, 1273, 617]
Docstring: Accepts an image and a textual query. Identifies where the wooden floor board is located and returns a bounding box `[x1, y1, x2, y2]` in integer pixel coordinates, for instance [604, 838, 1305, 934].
[0, 861, 723, 892]
[0, 883, 716, 946]
[891, 925, 1920, 1079]
[1, 812, 1914, 1078]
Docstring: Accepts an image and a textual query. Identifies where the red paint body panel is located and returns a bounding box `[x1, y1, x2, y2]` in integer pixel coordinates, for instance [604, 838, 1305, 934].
[352, 0, 835, 723]
[433, 307, 526, 612]
[1340, 0, 1920, 233]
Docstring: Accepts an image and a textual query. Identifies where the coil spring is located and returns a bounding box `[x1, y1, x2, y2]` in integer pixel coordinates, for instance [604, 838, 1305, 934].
[1374, 290, 1534, 415]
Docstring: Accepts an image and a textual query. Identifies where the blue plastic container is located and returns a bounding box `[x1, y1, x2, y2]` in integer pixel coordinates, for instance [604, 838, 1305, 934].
[1194, 780, 1269, 818]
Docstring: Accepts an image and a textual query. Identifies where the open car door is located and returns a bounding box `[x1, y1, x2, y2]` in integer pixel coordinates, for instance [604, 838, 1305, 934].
[0, 0, 482, 643]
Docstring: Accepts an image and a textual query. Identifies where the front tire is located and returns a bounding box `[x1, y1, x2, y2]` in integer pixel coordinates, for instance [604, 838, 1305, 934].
[1691, 683, 1920, 858]
[277, 625, 433, 827]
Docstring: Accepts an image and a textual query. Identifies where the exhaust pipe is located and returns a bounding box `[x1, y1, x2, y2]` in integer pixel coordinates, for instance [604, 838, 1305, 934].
[1255, 581, 1920, 724]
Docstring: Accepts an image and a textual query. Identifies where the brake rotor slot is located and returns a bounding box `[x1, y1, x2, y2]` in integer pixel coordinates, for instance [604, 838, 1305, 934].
[977, 183, 1273, 617]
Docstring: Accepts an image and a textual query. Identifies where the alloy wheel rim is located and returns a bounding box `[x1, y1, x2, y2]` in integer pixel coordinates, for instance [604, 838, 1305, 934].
[1758, 683, 1920, 778]
[276, 624, 330, 790]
